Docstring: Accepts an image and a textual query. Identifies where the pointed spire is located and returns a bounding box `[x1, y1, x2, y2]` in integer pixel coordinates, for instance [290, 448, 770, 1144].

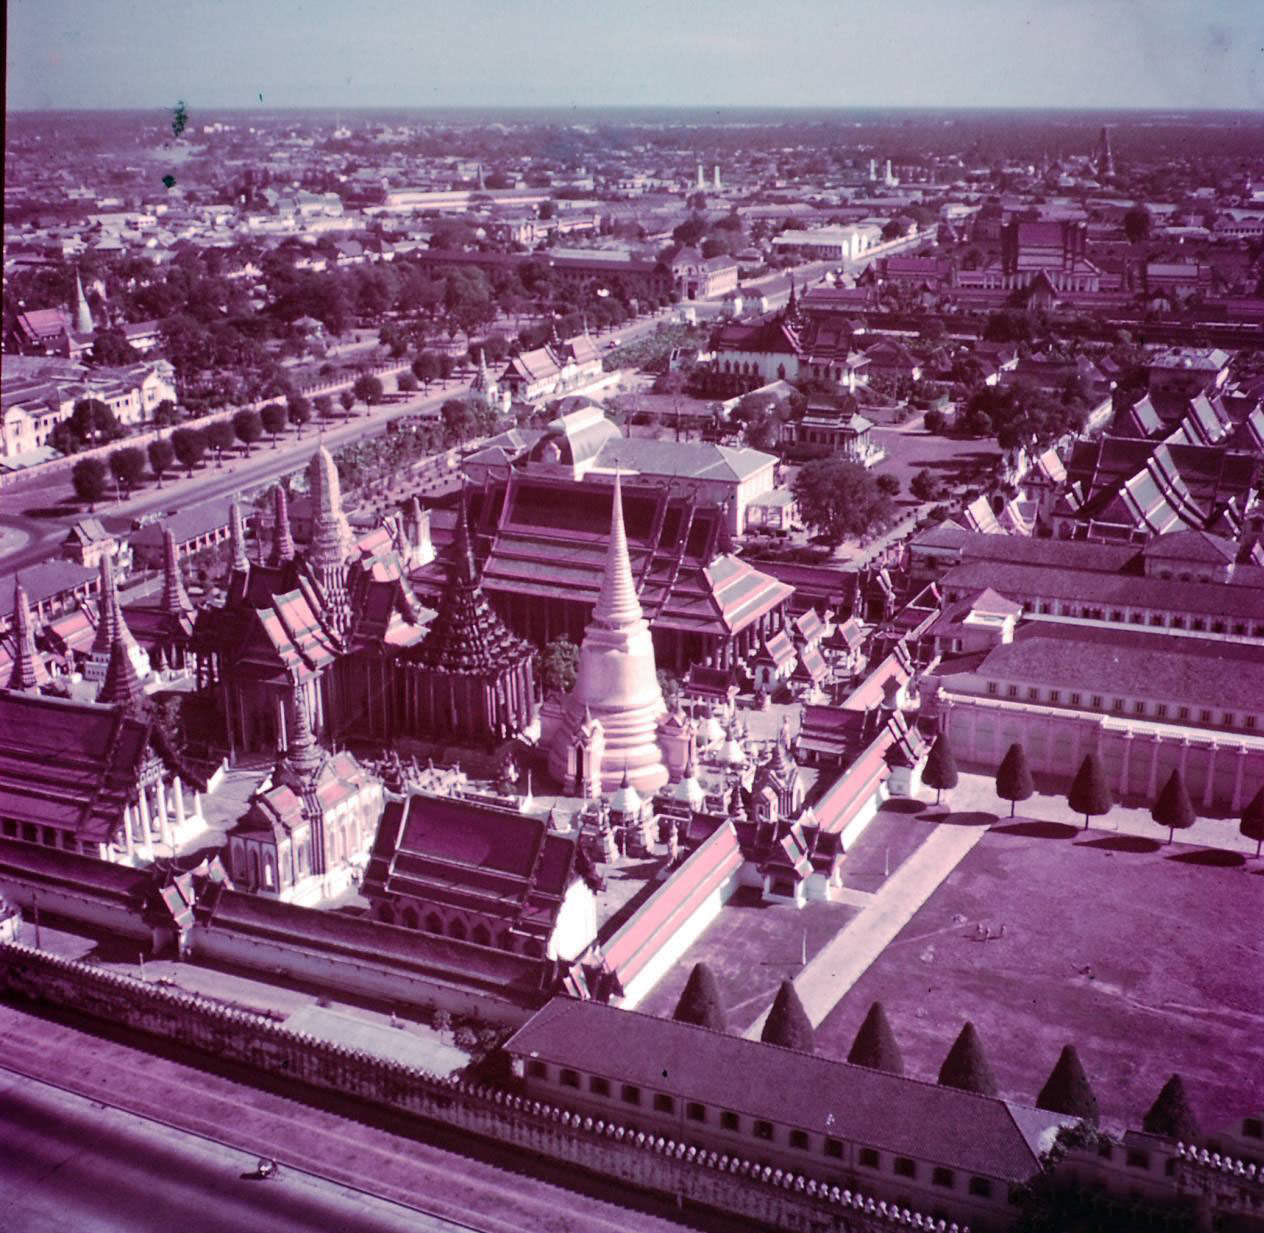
[229, 497, 249, 571]
[8, 576, 50, 691]
[98, 632, 144, 710]
[91, 552, 136, 656]
[450, 487, 478, 584]
[282, 679, 323, 781]
[592, 474, 643, 629]
[269, 485, 295, 566]
[160, 529, 193, 615]
[305, 447, 353, 569]
[74, 268, 94, 335]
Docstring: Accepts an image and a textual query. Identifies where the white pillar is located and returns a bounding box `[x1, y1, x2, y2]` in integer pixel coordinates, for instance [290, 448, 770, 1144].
[1231, 746, 1247, 813]
[122, 805, 135, 862]
[1202, 744, 1217, 811]
[1119, 732, 1133, 797]
[1147, 733, 1161, 800]
[138, 788, 153, 851]
[156, 779, 172, 850]
[172, 775, 187, 828]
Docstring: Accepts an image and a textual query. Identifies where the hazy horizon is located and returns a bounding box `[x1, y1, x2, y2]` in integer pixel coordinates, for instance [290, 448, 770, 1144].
[8, 0, 1263, 113]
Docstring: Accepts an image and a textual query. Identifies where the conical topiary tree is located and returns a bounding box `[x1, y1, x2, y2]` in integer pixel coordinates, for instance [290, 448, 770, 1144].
[995, 741, 1035, 818]
[1151, 768, 1196, 845]
[1068, 752, 1112, 830]
[673, 962, 728, 1032]
[1239, 785, 1264, 858]
[937, 1021, 998, 1096]
[1143, 1074, 1200, 1143]
[1036, 1045, 1099, 1124]
[923, 731, 959, 807]
[846, 1001, 904, 1075]
[761, 980, 814, 1053]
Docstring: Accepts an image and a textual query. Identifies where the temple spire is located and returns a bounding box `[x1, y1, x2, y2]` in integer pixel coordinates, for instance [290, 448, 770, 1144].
[74, 268, 94, 335]
[306, 446, 354, 570]
[282, 677, 323, 781]
[229, 497, 249, 571]
[91, 552, 137, 656]
[269, 485, 295, 566]
[161, 529, 193, 616]
[592, 473, 643, 630]
[451, 487, 478, 585]
[98, 632, 144, 710]
[8, 576, 50, 691]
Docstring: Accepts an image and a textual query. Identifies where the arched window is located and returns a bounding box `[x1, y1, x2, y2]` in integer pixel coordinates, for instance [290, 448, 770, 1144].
[472, 923, 492, 947]
[376, 902, 395, 925]
[401, 905, 419, 930]
[424, 911, 443, 934]
[449, 919, 468, 942]
[248, 848, 260, 889]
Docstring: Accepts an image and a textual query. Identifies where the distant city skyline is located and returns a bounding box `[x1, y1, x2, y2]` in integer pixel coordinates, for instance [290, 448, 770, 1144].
[7, 0, 1263, 113]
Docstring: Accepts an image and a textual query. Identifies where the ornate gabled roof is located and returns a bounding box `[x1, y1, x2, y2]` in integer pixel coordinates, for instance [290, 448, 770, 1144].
[7, 577, 50, 691]
[409, 493, 532, 676]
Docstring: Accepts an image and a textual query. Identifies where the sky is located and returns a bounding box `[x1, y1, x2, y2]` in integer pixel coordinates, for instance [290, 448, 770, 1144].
[7, 0, 1264, 112]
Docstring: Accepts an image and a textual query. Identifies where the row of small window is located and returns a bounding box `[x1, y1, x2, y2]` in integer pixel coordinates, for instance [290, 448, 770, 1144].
[984, 682, 1258, 728]
[537, 1064, 993, 1196]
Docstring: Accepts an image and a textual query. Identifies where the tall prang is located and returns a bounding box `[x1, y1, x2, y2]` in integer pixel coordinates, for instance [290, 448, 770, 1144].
[84, 552, 150, 684]
[7, 577, 51, 691]
[304, 446, 355, 634]
[74, 269, 95, 336]
[548, 473, 669, 795]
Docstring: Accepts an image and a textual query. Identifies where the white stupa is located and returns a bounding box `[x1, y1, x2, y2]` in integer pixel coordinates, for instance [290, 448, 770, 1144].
[548, 474, 670, 795]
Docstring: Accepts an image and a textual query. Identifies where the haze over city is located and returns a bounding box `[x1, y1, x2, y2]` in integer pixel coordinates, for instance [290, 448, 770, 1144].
[8, 0, 1264, 111]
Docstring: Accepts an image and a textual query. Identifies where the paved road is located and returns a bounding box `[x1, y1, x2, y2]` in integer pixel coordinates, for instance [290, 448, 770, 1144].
[0, 1070, 471, 1233]
[0, 998, 706, 1233]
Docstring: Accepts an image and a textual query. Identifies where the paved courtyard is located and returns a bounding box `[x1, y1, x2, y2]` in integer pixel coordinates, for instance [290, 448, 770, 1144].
[814, 824, 1264, 1133]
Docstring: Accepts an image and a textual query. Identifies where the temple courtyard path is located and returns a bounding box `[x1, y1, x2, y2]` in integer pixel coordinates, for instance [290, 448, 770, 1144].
[745, 817, 989, 1039]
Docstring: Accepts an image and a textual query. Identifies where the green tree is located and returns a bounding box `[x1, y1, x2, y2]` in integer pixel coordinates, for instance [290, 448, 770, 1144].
[792, 457, 894, 548]
[70, 398, 120, 448]
[672, 962, 727, 1032]
[1068, 752, 1112, 830]
[71, 456, 109, 507]
[923, 731, 958, 807]
[353, 373, 384, 407]
[339, 388, 356, 416]
[151, 398, 179, 428]
[761, 980, 814, 1052]
[260, 402, 287, 446]
[910, 468, 940, 501]
[171, 426, 206, 476]
[412, 351, 441, 389]
[875, 473, 900, 497]
[232, 408, 263, 455]
[287, 394, 312, 436]
[937, 1021, 998, 1096]
[108, 446, 146, 495]
[206, 418, 235, 466]
[1240, 786, 1264, 858]
[1123, 205, 1152, 244]
[1151, 768, 1195, 845]
[315, 394, 335, 422]
[89, 327, 140, 367]
[1142, 1074, 1199, 1143]
[847, 1002, 904, 1075]
[147, 437, 175, 487]
[397, 372, 418, 393]
[996, 742, 1035, 817]
[1036, 1045, 1099, 1124]
[538, 636, 579, 696]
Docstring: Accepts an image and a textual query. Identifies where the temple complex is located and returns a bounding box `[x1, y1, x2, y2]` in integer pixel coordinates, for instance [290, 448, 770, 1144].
[548, 474, 672, 796]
